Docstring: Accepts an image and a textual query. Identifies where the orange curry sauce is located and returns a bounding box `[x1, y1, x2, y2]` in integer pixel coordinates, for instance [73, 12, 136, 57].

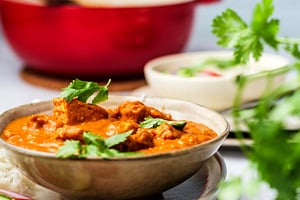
[1, 98, 217, 154]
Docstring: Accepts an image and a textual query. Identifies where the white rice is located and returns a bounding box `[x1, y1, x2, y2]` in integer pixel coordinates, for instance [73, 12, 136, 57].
[0, 147, 59, 200]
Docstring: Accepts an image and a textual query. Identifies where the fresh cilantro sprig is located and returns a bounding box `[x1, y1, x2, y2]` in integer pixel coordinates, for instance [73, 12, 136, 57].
[0, 195, 10, 200]
[178, 0, 300, 78]
[140, 116, 186, 130]
[227, 85, 300, 200]
[212, 0, 300, 199]
[212, 0, 300, 64]
[56, 130, 141, 159]
[60, 79, 111, 104]
[212, 0, 280, 64]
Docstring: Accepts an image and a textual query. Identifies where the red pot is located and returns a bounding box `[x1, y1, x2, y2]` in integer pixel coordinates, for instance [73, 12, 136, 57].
[0, 0, 219, 78]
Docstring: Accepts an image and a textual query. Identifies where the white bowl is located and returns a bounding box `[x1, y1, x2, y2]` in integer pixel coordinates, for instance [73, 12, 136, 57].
[144, 51, 290, 111]
[0, 95, 229, 200]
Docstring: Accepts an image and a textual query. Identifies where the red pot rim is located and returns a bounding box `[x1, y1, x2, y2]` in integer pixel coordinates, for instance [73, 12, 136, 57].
[0, 0, 220, 8]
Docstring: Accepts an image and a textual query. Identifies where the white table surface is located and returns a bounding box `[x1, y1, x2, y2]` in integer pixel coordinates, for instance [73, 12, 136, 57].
[0, 0, 298, 199]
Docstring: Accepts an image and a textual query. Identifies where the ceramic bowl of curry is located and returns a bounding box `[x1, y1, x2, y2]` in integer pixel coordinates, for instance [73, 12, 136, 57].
[0, 95, 229, 200]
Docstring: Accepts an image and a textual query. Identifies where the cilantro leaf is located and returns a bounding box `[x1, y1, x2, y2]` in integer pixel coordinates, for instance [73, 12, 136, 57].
[212, 0, 279, 64]
[56, 140, 83, 159]
[0, 195, 11, 200]
[83, 132, 106, 151]
[246, 119, 300, 199]
[179, 0, 289, 78]
[250, 0, 279, 49]
[56, 130, 141, 159]
[84, 145, 100, 157]
[279, 37, 300, 59]
[104, 130, 133, 148]
[212, 0, 300, 199]
[212, 8, 248, 49]
[60, 79, 110, 104]
[140, 116, 186, 130]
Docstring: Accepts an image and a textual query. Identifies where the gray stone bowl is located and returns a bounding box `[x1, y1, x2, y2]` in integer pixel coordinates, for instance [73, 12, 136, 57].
[0, 95, 229, 200]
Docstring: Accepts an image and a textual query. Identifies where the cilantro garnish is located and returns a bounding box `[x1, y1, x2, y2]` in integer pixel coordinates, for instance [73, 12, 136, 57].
[56, 130, 141, 159]
[212, 0, 279, 64]
[56, 140, 83, 159]
[0, 195, 11, 200]
[140, 116, 186, 130]
[59, 79, 111, 104]
[212, 0, 300, 199]
[177, 0, 289, 77]
[212, 0, 300, 63]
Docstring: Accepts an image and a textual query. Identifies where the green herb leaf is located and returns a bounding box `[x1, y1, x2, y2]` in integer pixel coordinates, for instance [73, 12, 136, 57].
[140, 116, 186, 130]
[212, 0, 279, 64]
[60, 79, 110, 104]
[84, 144, 100, 157]
[104, 130, 133, 148]
[212, 0, 300, 199]
[212, 8, 248, 49]
[83, 132, 106, 151]
[0, 195, 11, 200]
[56, 140, 83, 159]
[56, 130, 139, 159]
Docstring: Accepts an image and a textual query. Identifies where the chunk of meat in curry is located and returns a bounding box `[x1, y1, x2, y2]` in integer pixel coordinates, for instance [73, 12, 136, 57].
[53, 98, 108, 125]
[1, 98, 218, 154]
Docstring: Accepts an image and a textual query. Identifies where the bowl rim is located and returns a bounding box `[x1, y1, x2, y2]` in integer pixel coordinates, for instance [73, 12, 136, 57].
[144, 50, 291, 82]
[0, 95, 230, 161]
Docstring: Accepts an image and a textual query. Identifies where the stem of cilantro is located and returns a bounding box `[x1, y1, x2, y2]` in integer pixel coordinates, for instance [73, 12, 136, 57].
[277, 37, 300, 45]
[212, 0, 300, 199]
